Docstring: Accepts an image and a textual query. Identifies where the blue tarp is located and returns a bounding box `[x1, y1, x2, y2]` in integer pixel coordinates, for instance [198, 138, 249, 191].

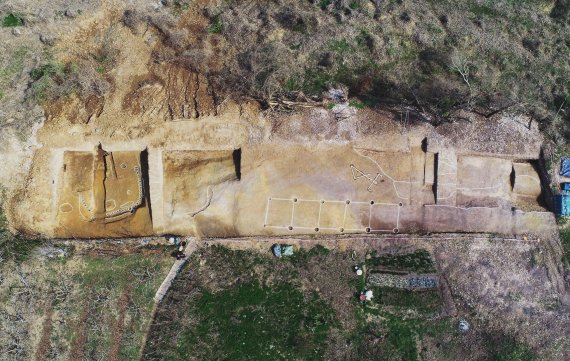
[560, 158, 570, 177]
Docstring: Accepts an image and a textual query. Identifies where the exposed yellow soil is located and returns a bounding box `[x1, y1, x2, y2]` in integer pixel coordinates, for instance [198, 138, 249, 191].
[4, 0, 550, 240]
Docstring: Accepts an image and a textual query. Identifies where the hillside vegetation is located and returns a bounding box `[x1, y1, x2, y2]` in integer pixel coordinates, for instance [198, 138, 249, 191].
[133, 0, 569, 139]
[2, 1, 567, 142]
[0, 218, 173, 361]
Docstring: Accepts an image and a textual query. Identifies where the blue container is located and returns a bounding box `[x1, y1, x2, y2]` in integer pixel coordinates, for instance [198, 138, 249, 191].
[561, 158, 570, 177]
[555, 195, 570, 216]
[562, 183, 570, 192]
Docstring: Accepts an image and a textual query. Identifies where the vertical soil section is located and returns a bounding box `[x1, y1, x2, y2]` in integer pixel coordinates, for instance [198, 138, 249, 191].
[141, 149, 153, 222]
[233, 148, 241, 180]
[93, 145, 107, 222]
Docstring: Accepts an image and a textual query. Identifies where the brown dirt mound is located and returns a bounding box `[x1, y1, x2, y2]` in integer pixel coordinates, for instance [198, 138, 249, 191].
[123, 64, 217, 121]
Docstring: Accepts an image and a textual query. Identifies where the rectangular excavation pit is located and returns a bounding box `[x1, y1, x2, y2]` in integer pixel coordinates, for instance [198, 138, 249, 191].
[343, 201, 372, 232]
[265, 198, 294, 229]
[55, 147, 153, 237]
[511, 161, 545, 211]
[456, 155, 512, 207]
[162, 150, 240, 230]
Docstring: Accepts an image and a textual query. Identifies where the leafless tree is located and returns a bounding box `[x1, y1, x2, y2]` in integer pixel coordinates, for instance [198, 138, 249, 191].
[450, 53, 473, 98]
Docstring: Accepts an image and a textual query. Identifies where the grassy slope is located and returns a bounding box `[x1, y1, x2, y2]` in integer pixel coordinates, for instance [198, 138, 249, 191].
[558, 226, 570, 263]
[0, 46, 28, 101]
[13, 0, 567, 140]
[143, 245, 536, 361]
[178, 0, 568, 131]
[0, 210, 173, 361]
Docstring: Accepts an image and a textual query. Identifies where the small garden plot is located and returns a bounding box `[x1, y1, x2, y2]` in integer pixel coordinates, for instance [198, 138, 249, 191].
[366, 249, 436, 273]
[372, 287, 442, 314]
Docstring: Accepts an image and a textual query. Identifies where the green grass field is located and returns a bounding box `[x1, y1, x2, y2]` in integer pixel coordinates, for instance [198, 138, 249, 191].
[144, 246, 462, 360]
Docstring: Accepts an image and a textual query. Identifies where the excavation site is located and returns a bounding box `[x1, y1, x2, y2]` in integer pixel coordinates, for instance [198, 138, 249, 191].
[0, 1, 569, 360]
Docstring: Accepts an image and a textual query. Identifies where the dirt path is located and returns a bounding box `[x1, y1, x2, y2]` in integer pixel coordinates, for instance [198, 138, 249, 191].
[542, 235, 570, 305]
[106, 285, 131, 361]
[194, 233, 542, 254]
[438, 274, 457, 317]
[68, 295, 90, 360]
[153, 239, 198, 303]
[137, 239, 198, 360]
[34, 304, 53, 361]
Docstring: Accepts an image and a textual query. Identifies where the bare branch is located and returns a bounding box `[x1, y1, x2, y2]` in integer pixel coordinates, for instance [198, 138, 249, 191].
[450, 54, 473, 96]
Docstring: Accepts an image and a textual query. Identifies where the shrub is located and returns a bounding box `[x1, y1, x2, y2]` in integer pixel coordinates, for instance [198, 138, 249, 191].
[2, 14, 24, 27]
[28, 44, 114, 102]
[208, 14, 223, 34]
[349, 1, 361, 11]
[319, 0, 332, 10]
[0, 207, 42, 263]
[349, 99, 366, 109]
[172, 0, 190, 15]
[29, 63, 67, 101]
[490, 335, 535, 361]
[30, 63, 63, 81]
